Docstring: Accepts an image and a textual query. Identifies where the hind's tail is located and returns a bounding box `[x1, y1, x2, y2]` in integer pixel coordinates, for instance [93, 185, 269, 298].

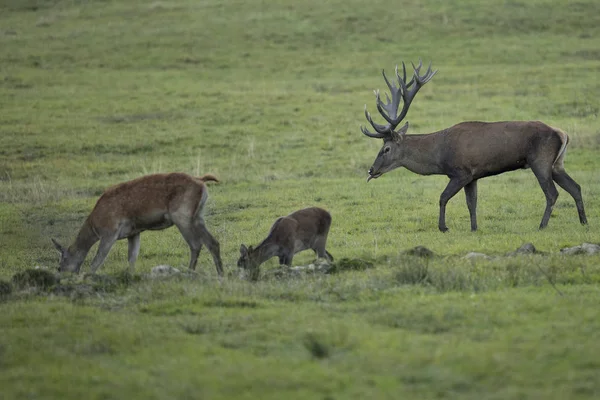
[198, 173, 219, 183]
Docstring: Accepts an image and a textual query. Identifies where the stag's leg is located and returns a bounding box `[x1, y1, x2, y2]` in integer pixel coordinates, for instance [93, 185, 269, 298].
[464, 180, 478, 232]
[127, 234, 141, 271]
[89, 234, 118, 273]
[531, 165, 559, 229]
[439, 176, 472, 232]
[196, 222, 223, 276]
[552, 168, 587, 225]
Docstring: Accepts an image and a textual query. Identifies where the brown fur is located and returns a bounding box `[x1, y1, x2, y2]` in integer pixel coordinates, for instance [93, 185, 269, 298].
[238, 207, 334, 279]
[198, 173, 219, 183]
[52, 172, 223, 275]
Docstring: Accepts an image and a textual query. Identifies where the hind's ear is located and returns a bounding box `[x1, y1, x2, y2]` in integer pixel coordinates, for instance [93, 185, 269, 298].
[51, 238, 64, 253]
[239, 244, 248, 256]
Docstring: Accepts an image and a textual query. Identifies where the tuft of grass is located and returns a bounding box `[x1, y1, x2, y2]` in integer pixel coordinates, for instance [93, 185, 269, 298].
[0, 280, 12, 298]
[329, 257, 374, 273]
[303, 332, 330, 360]
[394, 258, 430, 285]
[11, 268, 59, 291]
[403, 246, 436, 258]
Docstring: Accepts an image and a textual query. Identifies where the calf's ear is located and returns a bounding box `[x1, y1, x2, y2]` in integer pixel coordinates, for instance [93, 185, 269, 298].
[239, 244, 248, 256]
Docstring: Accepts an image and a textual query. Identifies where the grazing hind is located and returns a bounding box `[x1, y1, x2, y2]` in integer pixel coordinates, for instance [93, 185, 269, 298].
[51, 172, 223, 275]
[237, 207, 333, 277]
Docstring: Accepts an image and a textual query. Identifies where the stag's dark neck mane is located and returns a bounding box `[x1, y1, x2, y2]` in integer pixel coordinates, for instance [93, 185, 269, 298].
[399, 129, 447, 175]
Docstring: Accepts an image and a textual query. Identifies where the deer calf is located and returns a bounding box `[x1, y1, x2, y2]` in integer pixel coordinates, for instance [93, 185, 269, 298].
[51, 172, 223, 275]
[362, 60, 587, 231]
[237, 207, 334, 278]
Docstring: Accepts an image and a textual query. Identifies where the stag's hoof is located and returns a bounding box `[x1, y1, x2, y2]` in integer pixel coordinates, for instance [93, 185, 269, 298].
[439, 226, 449, 233]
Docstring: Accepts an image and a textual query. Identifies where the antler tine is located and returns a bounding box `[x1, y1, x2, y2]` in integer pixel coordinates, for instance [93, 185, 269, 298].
[411, 59, 424, 74]
[361, 125, 387, 139]
[412, 59, 437, 85]
[421, 61, 438, 84]
[389, 60, 436, 125]
[362, 60, 437, 138]
[362, 104, 391, 137]
[396, 62, 414, 92]
[375, 69, 402, 126]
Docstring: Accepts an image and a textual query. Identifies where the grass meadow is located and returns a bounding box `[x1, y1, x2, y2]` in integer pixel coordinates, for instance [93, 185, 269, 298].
[1, 0, 600, 398]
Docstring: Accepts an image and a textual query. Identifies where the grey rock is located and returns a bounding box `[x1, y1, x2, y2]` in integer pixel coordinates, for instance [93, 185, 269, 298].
[507, 242, 540, 256]
[150, 265, 181, 278]
[560, 243, 600, 255]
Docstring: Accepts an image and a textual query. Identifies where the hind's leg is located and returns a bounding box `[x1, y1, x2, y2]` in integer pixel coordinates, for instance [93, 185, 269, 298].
[89, 234, 118, 273]
[196, 221, 223, 276]
[175, 222, 203, 271]
[552, 168, 587, 225]
[127, 234, 141, 271]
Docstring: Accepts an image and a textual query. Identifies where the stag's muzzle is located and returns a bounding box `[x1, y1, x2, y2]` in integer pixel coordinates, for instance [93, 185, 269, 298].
[367, 167, 382, 182]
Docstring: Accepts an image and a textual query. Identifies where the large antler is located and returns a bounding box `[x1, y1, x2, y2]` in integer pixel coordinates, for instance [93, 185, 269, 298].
[361, 60, 437, 138]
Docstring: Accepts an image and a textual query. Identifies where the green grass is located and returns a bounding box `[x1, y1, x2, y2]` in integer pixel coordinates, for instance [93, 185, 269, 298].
[1, 0, 600, 398]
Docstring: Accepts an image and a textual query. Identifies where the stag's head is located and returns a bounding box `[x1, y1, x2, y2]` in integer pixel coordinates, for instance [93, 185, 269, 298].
[361, 60, 437, 182]
[51, 238, 83, 273]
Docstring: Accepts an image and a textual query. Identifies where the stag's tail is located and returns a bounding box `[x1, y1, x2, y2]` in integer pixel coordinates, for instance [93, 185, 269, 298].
[198, 173, 220, 183]
[552, 127, 569, 169]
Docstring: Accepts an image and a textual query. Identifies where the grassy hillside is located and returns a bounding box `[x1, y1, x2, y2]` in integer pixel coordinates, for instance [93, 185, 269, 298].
[1, 0, 599, 398]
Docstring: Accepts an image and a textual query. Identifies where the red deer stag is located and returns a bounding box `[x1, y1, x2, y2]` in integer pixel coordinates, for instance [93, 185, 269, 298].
[362, 60, 587, 232]
[237, 207, 333, 279]
[51, 173, 223, 275]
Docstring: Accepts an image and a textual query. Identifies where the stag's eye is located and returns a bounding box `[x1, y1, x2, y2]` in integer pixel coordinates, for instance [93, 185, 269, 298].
[383, 146, 391, 154]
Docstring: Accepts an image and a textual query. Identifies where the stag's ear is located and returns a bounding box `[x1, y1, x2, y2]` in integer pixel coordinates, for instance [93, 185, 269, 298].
[396, 121, 409, 136]
[390, 122, 409, 142]
[239, 244, 248, 256]
[51, 238, 65, 253]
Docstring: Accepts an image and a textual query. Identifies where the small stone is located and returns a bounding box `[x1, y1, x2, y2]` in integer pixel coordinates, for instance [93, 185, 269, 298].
[507, 242, 541, 256]
[515, 243, 537, 254]
[464, 252, 492, 260]
[150, 265, 180, 278]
